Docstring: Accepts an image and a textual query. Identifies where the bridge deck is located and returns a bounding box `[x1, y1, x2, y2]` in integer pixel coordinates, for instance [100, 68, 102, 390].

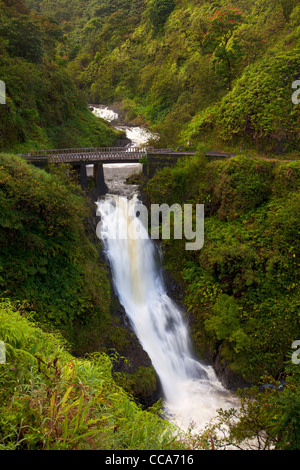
[19, 146, 235, 165]
[48, 152, 146, 164]
[20, 147, 148, 163]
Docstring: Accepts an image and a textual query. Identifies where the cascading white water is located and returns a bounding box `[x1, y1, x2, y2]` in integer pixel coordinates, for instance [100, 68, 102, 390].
[92, 105, 119, 122]
[91, 104, 159, 147]
[96, 195, 237, 433]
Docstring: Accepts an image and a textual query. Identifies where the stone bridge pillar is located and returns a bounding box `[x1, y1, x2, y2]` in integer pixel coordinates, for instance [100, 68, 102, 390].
[80, 163, 88, 189]
[93, 163, 108, 196]
[76, 163, 107, 196]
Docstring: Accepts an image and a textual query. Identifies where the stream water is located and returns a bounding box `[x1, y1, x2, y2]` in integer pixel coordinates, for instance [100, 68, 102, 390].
[92, 105, 238, 436]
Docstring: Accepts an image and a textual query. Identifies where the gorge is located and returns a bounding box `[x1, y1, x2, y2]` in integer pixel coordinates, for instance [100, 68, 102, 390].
[92, 105, 237, 434]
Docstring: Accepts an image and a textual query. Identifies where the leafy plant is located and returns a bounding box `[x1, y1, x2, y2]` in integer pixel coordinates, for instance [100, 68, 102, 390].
[205, 295, 250, 354]
[0, 300, 184, 450]
[145, 0, 175, 34]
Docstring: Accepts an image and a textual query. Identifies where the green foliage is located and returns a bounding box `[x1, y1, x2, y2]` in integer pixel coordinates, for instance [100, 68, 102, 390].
[205, 295, 250, 353]
[0, 154, 114, 345]
[0, 15, 45, 63]
[202, 7, 246, 52]
[214, 157, 275, 220]
[186, 51, 300, 152]
[0, 300, 182, 450]
[209, 376, 300, 450]
[145, 0, 175, 34]
[202, 7, 246, 89]
[269, 192, 300, 253]
[37, 0, 300, 153]
[143, 156, 300, 383]
[0, 0, 121, 151]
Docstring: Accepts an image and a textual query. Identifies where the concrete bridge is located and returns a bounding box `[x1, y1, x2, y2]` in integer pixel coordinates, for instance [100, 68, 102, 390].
[22, 146, 149, 163]
[20, 146, 234, 195]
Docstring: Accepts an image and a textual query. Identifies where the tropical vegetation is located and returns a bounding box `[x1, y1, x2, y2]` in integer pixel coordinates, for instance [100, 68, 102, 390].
[0, 0, 299, 451]
[26, 0, 300, 154]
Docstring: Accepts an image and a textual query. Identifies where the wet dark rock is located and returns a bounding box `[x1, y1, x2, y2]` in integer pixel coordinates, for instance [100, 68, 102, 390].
[114, 136, 132, 148]
[212, 347, 254, 391]
[162, 268, 185, 302]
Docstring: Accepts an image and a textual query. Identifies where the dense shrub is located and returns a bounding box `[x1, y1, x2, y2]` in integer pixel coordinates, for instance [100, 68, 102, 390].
[0, 154, 114, 344]
[0, 0, 121, 151]
[186, 52, 300, 152]
[0, 300, 180, 450]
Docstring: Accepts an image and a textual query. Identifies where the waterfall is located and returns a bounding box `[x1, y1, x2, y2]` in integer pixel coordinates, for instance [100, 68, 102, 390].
[90, 104, 159, 147]
[96, 195, 237, 433]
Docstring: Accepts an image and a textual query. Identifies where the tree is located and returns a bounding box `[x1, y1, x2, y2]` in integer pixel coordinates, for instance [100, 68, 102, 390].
[145, 0, 175, 34]
[0, 16, 45, 63]
[205, 295, 250, 354]
[202, 8, 246, 89]
[277, 0, 296, 22]
[236, 24, 266, 69]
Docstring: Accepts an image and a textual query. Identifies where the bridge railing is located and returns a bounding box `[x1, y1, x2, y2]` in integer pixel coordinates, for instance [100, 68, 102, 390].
[21, 146, 149, 159]
[19, 146, 201, 164]
[146, 148, 175, 153]
[48, 151, 147, 163]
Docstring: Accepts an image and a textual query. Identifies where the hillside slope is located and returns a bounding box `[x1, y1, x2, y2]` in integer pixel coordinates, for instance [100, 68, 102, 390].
[142, 155, 300, 385]
[0, 0, 123, 151]
[26, 0, 300, 155]
[0, 298, 182, 450]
